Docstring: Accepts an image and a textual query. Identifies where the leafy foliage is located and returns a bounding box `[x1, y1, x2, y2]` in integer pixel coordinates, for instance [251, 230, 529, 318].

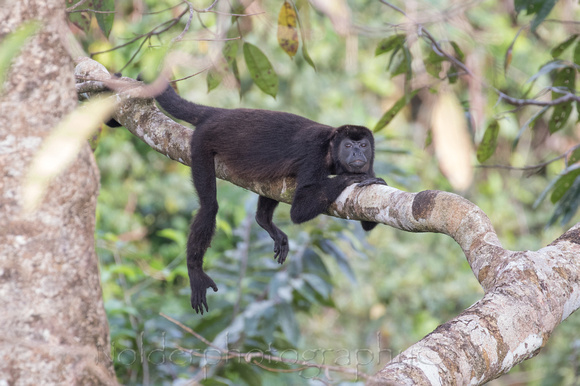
[514, 0, 559, 31]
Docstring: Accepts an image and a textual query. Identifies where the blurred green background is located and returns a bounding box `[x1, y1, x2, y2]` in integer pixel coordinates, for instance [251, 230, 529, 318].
[69, 0, 580, 384]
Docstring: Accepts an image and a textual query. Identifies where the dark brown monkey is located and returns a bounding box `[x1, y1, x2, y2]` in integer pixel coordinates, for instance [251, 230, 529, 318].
[155, 85, 386, 314]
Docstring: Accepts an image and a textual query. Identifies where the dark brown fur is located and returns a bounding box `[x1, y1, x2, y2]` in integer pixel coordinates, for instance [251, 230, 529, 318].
[155, 85, 386, 314]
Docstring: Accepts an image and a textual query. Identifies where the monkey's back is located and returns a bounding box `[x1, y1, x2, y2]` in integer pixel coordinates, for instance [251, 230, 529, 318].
[195, 108, 334, 181]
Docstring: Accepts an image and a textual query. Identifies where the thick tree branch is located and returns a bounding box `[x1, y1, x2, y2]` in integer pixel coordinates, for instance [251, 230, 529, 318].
[75, 58, 580, 385]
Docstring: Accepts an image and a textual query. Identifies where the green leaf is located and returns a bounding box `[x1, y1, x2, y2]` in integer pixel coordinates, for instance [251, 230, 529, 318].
[222, 39, 238, 66]
[549, 103, 573, 133]
[319, 240, 356, 284]
[386, 45, 401, 71]
[231, 58, 242, 98]
[374, 90, 420, 132]
[477, 121, 500, 163]
[302, 43, 316, 71]
[302, 273, 331, 300]
[531, 0, 558, 31]
[551, 34, 578, 58]
[450, 41, 465, 62]
[375, 34, 406, 57]
[548, 173, 580, 226]
[448, 65, 459, 83]
[574, 40, 580, 66]
[550, 168, 580, 203]
[157, 228, 186, 245]
[67, 0, 92, 34]
[424, 129, 433, 148]
[229, 363, 262, 386]
[243, 42, 278, 98]
[549, 66, 576, 133]
[424, 50, 445, 79]
[93, 0, 115, 38]
[0, 22, 41, 91]
[391, 46, 412, 77]
[526, 60, 567, 84]
[515, 0, 558, 31]
[277, 303, 300, 343]
[568, 147, 580, 165]
[512, 105, 549, 148]
[533, 174, 560, 209]
[292, 1, 316, 70]
[206, 69, 222, 93]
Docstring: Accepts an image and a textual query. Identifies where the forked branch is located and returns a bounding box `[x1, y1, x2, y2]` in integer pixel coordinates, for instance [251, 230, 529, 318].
[75, 58, 580, 385]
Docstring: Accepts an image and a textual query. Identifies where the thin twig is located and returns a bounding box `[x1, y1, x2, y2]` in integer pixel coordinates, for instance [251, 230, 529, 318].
[190, 0, 219, 13]
[65, 0, 90, 12]
[160, 313, 222, 350]
[143, 1, 185, 15]
[378, 0, 407, 17]
[172, 1, 195, 43]
[544, 19, 580, 26]
[67, 9, 116, 14]
[177, 36, 242, 42]
[478, 144, 580, 171]
[90, 7, 188, 57]
[170, 66, 211, 83]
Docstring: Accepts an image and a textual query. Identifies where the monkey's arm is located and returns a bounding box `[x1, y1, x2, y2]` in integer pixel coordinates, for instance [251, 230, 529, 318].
[290, 171, 370, 224]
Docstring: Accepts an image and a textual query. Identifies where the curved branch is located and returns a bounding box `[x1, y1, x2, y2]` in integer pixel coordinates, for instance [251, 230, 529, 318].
[75, 58, 580, 385]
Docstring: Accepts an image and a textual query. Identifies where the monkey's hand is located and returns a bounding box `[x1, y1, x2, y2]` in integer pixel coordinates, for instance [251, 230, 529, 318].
[357, 177, 387, 187]
[190, 270, 218, 315]
[273, 231, 289, 264]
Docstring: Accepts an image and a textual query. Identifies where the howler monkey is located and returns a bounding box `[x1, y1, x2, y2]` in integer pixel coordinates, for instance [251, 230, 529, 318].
[155, 85, 386, 314]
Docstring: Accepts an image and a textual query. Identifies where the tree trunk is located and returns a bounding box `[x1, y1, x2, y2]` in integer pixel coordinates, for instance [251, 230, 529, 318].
[0, 3, 115, 385]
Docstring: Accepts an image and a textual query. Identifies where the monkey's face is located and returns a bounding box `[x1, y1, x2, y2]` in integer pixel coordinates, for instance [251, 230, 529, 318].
[338, 138, 372, 173]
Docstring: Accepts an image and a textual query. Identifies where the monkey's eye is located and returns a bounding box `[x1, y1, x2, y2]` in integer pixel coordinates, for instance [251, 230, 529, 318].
[345, 143, 352, 148]
[361, 143, 367, 147]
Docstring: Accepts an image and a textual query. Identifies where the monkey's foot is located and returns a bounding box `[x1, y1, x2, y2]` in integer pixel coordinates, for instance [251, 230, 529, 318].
[357, 177, 388, 187]
[189, 271, 218, 315]
[273, 232, 289, 264]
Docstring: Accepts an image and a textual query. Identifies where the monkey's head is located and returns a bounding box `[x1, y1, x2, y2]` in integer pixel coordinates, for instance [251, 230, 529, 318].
[331, 125, 375, 174]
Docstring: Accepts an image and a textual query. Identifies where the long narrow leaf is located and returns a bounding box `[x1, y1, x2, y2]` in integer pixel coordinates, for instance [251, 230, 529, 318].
[243, 42, 278, 98]
[374, 90, 420, 132]
[477, 121, 500, 163]
[512, 106, 549, 149]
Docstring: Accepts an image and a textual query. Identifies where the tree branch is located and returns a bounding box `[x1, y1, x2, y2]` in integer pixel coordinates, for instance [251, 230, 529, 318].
[75, 58, 580, 385]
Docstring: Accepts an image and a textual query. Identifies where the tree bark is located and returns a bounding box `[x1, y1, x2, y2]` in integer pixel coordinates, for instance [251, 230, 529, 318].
[0, 4, 115, 385]
[76, 58, 580, 385]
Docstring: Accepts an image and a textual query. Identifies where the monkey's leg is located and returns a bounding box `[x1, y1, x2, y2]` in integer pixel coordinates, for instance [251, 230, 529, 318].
[187, 138, 219, 314]
[255, 196, 289, 264]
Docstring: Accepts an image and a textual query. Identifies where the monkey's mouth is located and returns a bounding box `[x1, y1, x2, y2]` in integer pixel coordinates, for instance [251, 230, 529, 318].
[349, 160, 366, 168]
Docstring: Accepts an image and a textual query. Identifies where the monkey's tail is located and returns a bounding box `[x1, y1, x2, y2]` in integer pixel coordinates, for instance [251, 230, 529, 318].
[155, 85, 215, 126]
